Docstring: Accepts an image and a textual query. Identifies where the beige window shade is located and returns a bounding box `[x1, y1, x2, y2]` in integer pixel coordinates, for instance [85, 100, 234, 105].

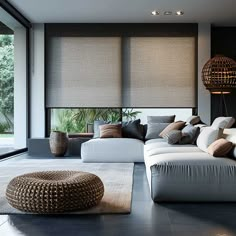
[46, 37, 121, 107]
[123, 37, 196, 107]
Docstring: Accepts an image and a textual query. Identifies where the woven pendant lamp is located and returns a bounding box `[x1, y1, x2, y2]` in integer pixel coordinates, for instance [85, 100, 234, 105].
[202, 55, 236, 94]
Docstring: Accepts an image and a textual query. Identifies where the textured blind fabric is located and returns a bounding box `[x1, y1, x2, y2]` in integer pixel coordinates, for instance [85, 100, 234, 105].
[46, 36, 196, 108]
[46, 37, 121, 107]
[123, 37, 196, 107]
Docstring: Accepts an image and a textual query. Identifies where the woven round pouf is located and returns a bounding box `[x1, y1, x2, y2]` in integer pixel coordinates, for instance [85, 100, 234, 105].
[5, 171, 104, 213]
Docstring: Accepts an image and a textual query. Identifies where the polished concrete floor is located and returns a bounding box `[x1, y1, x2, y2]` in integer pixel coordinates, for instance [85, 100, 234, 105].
[1, 155, 236, 236]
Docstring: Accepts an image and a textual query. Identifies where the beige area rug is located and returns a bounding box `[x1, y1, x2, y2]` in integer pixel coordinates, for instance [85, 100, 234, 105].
[0, 159, 134, 214]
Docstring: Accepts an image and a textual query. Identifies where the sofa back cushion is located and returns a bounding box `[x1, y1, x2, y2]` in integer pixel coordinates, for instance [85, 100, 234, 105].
[147, 115, 175, 123]
[207, 138, 233, 157]
[122, 119, 143, 140]
[211, 117, 235, 129]
[145, 123, 170, 140]
[196, 127, 222, 152]
[93, 120, 109, 138]
[99, 124, 122, 138]
[159, 121, 186, 138]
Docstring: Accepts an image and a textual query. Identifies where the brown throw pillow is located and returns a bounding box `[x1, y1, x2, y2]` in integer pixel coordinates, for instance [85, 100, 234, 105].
[159, 121, 186, 138]
[99, 124, 122, 138]
[207, 138, 233, 157]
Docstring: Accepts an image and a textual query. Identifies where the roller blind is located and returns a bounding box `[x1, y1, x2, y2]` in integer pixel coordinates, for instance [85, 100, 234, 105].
[123, 37, 196, 107]
[46, 37, 121, 107]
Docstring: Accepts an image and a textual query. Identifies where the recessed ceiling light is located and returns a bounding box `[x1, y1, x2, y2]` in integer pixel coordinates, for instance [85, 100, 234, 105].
[164, 11, 172, 15]
[151, 10, 160, 16]
[176, 10, 184, 16]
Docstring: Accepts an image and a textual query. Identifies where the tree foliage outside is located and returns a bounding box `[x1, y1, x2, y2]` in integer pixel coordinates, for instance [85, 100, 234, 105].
[0, 35, 14, 133]
[51, 108, 141, 133]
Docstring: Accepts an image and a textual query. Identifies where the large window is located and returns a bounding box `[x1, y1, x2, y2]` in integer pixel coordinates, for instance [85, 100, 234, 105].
[45, 24, 197, 135]
[50, 108, 122, 134]
[48, 108, 193, 135]
[0, 6, 29, 157]
[0, 34, 14, 155]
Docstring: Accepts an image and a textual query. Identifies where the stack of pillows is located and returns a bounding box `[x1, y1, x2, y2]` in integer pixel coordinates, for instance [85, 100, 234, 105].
[146, 115, 235, 158]
[196, 116, 235, 157]
[148, 115, 201, 145]
[93, 115, 236, 158]
[93, 119, 144, 140]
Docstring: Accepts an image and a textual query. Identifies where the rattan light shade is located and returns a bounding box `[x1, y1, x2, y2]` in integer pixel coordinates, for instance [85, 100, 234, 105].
[202, 55, 236, 94]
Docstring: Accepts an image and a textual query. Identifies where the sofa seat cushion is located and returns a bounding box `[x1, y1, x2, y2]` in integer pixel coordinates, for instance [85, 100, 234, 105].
[145, 138, 166, 145]
[81, 138, 144, 163]
[145, 146, 202, 157]
[145, 152, 229, 169]
[145, 139, 196, 152]
[144, 152, 236, 202]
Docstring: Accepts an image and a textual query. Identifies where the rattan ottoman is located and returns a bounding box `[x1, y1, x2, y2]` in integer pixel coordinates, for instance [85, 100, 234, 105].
[5, 171, 104, 213]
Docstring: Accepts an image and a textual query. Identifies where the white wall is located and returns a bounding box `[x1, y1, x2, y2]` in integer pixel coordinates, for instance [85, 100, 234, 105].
[30, 24, 45, 137]
[198, 24, 211, 125]
[14, 27, 27, 148]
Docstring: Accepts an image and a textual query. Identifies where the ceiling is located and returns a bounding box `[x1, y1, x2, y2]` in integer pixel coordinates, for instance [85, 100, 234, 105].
[8, 0, 236, 25]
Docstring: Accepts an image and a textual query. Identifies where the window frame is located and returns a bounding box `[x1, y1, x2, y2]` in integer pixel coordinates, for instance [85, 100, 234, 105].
[0, 1, 31, 159]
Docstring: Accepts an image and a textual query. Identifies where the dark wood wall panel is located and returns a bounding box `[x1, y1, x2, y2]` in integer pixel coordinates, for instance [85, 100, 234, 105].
[211, 27, 236, 122]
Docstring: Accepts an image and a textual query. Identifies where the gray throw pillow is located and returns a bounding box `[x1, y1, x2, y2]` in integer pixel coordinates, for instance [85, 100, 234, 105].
[93, 120, 109, 138]
[122, 119, 143, 140]
[179, 124, 200, 144]
[145, 123, 170, 140]
[147, 115, 175, 124]
[163, 130, 182, 144]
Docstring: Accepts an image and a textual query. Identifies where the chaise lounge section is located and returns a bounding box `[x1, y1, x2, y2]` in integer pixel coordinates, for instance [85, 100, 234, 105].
[144, 131, 236, 202]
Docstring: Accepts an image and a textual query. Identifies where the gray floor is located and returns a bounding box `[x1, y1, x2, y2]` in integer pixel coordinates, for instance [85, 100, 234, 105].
[1, 154, 236, 236]
[0, 147, 15, 155]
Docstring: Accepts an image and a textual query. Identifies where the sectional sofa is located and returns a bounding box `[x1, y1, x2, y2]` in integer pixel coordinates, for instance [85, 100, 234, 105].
[81, 117, 236, 202]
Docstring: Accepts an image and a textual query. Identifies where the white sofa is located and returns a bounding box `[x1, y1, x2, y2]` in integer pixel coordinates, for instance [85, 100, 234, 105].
[81, 128, 236, 202]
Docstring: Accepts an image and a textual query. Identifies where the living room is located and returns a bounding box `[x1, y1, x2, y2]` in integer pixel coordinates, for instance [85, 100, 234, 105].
[0, 0, 236, 235]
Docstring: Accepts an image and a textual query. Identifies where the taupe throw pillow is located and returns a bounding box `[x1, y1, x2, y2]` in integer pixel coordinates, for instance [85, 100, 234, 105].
[186, 115, 201, 125]
[99, 124, 122, 138]
[208, 138, 233, 157]
[159, 121, 186, 138]
[163, 130, 182, 144]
